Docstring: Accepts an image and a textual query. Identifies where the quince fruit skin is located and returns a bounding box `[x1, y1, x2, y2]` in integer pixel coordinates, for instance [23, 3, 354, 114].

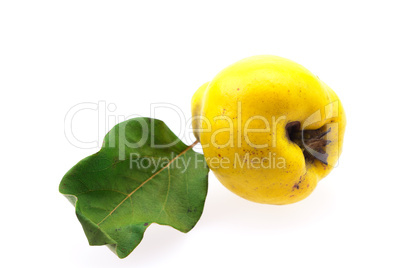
[192, 55, 346, 205]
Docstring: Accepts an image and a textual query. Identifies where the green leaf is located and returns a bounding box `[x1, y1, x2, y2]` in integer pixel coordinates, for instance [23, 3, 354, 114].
[59, 118, 209, 258]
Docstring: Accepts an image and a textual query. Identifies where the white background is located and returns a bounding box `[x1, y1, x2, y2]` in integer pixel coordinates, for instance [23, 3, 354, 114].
[1, 1, 401, 267]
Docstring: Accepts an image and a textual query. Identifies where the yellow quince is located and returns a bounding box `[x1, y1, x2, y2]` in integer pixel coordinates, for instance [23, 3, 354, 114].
[192, 55, 346, 205]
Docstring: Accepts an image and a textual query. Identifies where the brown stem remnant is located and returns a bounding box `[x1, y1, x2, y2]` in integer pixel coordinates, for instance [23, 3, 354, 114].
[286, 121, 332, 165]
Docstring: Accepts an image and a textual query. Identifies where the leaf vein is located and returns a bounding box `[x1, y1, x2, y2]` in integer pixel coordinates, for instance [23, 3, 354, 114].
[75, 189, 128, 196]
[159, 165, 171, 216]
